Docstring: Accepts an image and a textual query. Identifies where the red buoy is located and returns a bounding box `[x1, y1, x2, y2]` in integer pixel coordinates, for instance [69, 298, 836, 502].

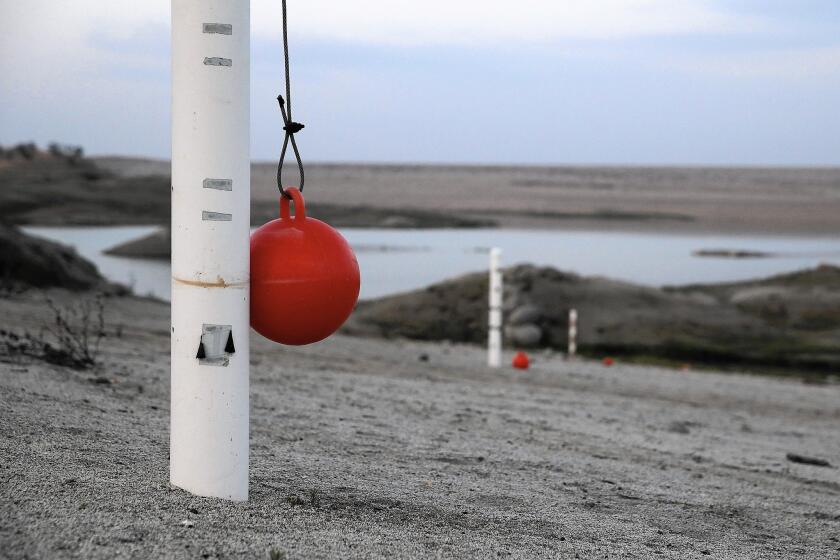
[602, 357, 615, 367]
[250, 188, 360, 345]
[512, 351, 530, 370]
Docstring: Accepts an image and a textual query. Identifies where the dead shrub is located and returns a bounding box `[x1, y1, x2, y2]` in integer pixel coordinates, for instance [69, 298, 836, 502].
[0, 294, 107, 369]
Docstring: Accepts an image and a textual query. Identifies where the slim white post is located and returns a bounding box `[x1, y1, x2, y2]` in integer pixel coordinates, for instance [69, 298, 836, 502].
[488, 248, 503, 367]
[170, 0, 250, 501]
[568, 308, 578, 360]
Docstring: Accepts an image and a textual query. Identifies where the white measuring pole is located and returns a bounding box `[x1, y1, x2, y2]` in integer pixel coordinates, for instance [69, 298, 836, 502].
[170, 0, 250, 501]
[568, 308, 578, 360]
[488, 248, 503, 367]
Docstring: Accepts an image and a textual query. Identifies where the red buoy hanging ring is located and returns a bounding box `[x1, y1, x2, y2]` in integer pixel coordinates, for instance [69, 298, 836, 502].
[250, 188, 360, 345]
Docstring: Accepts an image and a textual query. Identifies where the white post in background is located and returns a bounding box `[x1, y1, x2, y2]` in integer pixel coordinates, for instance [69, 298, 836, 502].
[488, 248, 503, 367]
[568, 308, 578, 360]
[170, 0, 250, 501]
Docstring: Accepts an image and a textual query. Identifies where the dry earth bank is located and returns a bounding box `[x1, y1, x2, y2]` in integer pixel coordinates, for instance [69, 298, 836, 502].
[96, 156, 840, 234]
[5, 147, 839, 234]
[0, 147, 489, 229]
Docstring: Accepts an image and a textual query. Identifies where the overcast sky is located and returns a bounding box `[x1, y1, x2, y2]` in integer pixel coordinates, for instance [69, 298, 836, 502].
[1, 0, 839, 165]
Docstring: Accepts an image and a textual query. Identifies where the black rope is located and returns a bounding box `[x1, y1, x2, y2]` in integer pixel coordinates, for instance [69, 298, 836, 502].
[276, 0, 304, 199]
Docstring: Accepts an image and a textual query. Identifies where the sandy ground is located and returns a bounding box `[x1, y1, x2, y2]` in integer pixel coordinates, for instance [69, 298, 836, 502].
[2, 292, 839, 559]
[95, 157, 840, 234]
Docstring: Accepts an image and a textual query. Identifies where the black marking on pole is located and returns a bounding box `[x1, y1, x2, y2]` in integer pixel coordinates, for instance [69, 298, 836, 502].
[203, 23, 232, 35]
[202, 211, 232, 221]
[204, 57, 232, 67]
[203, 178, 233, 191]
[198, 324, 233, 367]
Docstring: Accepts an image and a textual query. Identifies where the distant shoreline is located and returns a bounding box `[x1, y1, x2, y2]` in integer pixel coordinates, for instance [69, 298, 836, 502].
[3, 150, 839, 235]
[92, 154, 840, 172]
[94, 156, 840, 236]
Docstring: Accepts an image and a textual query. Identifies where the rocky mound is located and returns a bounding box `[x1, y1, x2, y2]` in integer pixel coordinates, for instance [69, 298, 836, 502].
[672, 264, 840, 329]
[0, 143, 170, 226]
[0, 222, 111, 291]
[347, 264, 840, 372]
[0, 143, 494, 230]
[104, 228, 171, 259]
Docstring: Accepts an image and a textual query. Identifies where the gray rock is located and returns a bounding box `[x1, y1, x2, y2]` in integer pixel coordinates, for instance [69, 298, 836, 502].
[509, 304, 541, 325]
[506, 324, 542, 347]
[667, 421, 691, 434]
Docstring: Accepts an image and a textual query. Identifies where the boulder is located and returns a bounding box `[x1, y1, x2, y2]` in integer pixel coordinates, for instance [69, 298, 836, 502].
[508, 304, 542, 325]
[505, 324, 542, 347]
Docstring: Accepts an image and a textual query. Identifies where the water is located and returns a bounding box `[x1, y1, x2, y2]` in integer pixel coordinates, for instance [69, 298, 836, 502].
[24, 226, 170, 298]
[23, 226, 840, 301]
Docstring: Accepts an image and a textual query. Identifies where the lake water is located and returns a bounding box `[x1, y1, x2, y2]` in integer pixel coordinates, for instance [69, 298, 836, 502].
[23, 226, 840, 301]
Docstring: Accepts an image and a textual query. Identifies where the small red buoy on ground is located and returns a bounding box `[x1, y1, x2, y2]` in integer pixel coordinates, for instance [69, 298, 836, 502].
[602, 357, 615, 367]
[250, 188, 360, 345]
[512, 351, 530, 370]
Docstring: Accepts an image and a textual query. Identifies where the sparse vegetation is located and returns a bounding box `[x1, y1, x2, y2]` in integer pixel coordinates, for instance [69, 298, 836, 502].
[286, 488, 320, 509]
[309, 488, 321, 508]
[43, 295, 106, 368]
[0, 294, 107, 370]
[46, 142, 83, 163]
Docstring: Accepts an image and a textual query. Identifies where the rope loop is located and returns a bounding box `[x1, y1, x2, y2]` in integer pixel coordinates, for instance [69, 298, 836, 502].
[275, 0, 305, 200]
[276, 94, 305, 199]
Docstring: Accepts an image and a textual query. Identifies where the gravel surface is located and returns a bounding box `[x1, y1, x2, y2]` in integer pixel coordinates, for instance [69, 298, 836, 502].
[2, 293, 839, 559]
